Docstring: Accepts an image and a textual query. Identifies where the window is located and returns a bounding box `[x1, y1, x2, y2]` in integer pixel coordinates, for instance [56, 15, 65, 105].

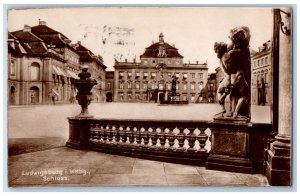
[30, 63, 40, 81]
[167, 72, 172, 78]
[182, 94, 187, 101]
[10, 59, 16, 76]
[127, 81, 132, 89]
[107, 82, 111, 90]
[143, 83, 148, 90]
[191, 94, 195, 101]
[128, 72, 132, 78]
[119, 93, 124, 100]
[135, 93, 140, 100]
[143, 72, 148, 78]
[135, 82, 140, 89]
[151, 72, 156, 78]
[158, 83, 164, 90]
[258, 60, 260, 66]
[143, 60, 148, 65]
[119, 81, 124, 89]
[265, 57, 268, 64]
[183, 73, 188, 79]
[128, 93, 132, 100]
[151, 82, 156, 90]
[176, 83, 179, 90]
[152, 60, 156, 63]
[175, 73, 180, 78]
[183, 83, 187, 90]
[191, 73, 195, 79]
[190, 83, 195, 90]
[199, 82, 204, 90]
[119, 71, 124, 78]
[199, 73, 203, 79]
[135, 72, 140, 78]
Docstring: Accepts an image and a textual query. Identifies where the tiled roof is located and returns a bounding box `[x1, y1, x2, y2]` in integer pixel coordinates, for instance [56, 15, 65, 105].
[140, 42, 183, 58]
[31, 24, 69, 40]
[11, 31, 43, 42]
[37, 34, 67, 46]
[21, 42, 48, 55]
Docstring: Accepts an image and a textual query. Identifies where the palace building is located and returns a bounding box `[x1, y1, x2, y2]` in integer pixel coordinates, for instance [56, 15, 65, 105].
[8, 20, 106, 105]
[251, 41, 272, 106]
[113, 33, 208, 102]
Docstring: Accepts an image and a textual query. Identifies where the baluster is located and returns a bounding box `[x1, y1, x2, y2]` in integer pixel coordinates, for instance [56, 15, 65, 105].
[157, 127, 166, 149]
[148, 127, 157, 149]
[186, 128, 196, 152]
[176, 127, 186, 151]
[113, 125, 120, 143]
[99, 125, 105, 142]
[133, 126, 141, 145]
[119, 126, 126, 144]
[166, 127, 176, 151]
[103, 125, 109, 142]
[107, 125, 113, 143]
[140, 127, 149, 146]
[204, 128, 212, 152]
[127, 126, 135, 144]
[197, 128, 208, 152]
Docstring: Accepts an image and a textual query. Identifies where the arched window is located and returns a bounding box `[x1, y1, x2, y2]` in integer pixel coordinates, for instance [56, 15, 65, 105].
[30, 62, 40, 81]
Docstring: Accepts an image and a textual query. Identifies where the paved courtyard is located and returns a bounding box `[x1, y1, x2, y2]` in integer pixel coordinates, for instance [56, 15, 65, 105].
[7, 146, 269, 187]
[6, 103, 271, 187]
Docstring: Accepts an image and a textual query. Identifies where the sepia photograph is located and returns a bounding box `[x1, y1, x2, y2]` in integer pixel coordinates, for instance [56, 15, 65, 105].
[5, 4, 293, 190]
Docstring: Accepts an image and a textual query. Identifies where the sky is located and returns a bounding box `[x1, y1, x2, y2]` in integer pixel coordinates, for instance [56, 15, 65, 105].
[8, 7, 273, 72]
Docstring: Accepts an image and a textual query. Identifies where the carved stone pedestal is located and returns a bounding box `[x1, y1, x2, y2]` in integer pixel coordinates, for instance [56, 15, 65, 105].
[266, 135, 291, 186]
[205, 121, 270, 174]
[66, 117, 92, 149]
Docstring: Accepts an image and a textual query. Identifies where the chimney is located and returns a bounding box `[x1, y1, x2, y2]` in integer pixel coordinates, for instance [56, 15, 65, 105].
[23, 25, 31, 32]
[125, 58, 127, 63]
[196, 61, 199, 64]
[77, 41, 81, 45]
[39, 20, 47, 26]
[133, 58, 136, 63]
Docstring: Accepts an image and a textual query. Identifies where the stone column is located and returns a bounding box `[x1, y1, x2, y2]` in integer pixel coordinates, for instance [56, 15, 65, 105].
[266, 8, 292, 186]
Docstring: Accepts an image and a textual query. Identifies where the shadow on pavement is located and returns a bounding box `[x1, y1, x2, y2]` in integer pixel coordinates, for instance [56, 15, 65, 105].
[8, 137, 67, 156]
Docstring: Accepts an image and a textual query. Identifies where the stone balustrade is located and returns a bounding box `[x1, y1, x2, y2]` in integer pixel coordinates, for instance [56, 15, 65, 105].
[67, 117, 271, 171]
[87, 119, 212, 166]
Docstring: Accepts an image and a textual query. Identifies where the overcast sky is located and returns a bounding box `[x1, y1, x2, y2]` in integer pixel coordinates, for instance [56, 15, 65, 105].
[8, 7, 273, 72]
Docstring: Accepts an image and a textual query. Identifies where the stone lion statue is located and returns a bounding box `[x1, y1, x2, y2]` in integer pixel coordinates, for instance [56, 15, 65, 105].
[214, 26, 251, 120]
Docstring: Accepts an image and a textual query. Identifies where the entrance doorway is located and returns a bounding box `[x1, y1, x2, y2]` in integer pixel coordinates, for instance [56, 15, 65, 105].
[29, 86, 39, 104]
[9, 86, 16, 105]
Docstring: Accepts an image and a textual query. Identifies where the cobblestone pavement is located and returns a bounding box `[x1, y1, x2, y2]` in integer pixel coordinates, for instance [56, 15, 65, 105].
[7, 147, 270, 187]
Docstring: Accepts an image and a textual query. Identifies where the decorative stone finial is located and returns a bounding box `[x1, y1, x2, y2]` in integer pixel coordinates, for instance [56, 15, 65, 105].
[73, 66, 97, 118]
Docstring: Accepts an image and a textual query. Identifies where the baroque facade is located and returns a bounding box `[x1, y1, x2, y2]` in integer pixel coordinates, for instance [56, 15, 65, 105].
[8, 20, 106, 105]
[251, 41, 272, 106]
[113, 33, 208, 102]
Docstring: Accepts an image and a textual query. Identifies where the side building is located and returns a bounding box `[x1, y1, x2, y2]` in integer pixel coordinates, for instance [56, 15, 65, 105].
[113, 33, 208, 103]
[73, 41, 107, 102]
[8, 20, 106, 105]
[105, 71, 114, 102]
[251, 41, 272, 106]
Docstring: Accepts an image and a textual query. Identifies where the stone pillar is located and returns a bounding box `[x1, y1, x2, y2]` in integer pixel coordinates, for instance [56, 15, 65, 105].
[266, 8, 292, 186]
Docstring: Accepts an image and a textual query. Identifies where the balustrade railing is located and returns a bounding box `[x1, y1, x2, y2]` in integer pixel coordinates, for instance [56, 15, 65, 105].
[87, 119, 212, 165]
